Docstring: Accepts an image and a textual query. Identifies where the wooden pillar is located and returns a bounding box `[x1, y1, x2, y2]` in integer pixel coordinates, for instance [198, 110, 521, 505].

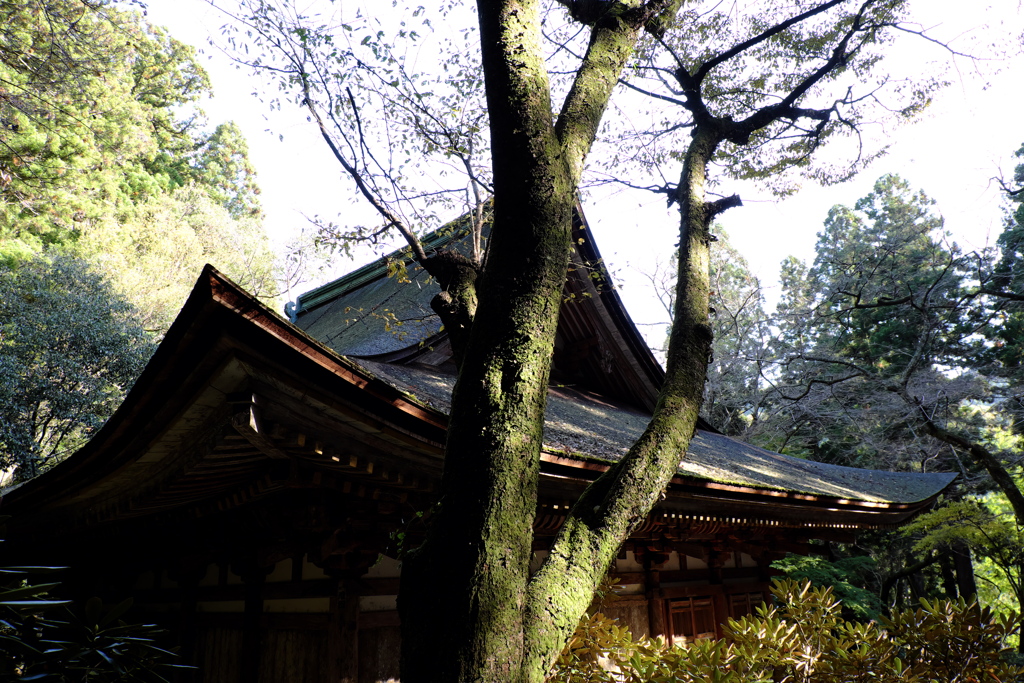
[756, 548, 774, 584]
[755, 550, 775, 614]
[707, 548, 724, 585]
[641, 545, 666, 640]
[708, 547, 727, 638]
[646, 571, 665, 640]
[236, 561, 267, 683]
[330, 577, 360, 683]
[712, 592, 728, 638]
[171, 560, 206, 683]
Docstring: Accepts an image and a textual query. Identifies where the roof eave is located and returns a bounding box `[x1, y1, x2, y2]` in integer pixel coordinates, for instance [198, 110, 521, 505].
[1, 266, 449, 515]
[538, 449, 953, 528]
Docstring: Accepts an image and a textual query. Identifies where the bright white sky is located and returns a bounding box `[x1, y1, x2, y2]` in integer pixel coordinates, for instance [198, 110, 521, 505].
[145, 0, 1024, 348]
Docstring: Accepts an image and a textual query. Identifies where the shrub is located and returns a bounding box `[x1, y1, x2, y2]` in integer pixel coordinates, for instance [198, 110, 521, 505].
[1, 515, 187, 682]
[552, 578, 1023, 682]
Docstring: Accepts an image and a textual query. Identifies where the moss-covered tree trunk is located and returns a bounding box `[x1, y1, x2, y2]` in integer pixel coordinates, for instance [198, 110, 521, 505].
[398, 2, 578, 680]
[395, 0, 864, 674]
[522, 125, 723, 679]
[398, 2, 701, 682]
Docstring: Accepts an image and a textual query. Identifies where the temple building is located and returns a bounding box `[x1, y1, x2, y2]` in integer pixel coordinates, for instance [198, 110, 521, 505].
[0, 216, 955, 682]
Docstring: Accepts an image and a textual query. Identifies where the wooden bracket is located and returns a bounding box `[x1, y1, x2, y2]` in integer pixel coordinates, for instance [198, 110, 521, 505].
[231, 395, 289, 460]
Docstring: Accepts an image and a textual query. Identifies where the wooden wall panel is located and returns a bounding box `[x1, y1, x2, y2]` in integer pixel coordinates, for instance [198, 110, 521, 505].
[600, 601, 650, 639]
[259, 629, 329, 683]
[358, 625, 401, 683]
[194, 625, 243, 683]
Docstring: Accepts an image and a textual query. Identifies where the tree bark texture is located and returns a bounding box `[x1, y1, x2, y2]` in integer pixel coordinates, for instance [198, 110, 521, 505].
[950, 541, 977, 602]
[399, 1, 572, 680]
[398, 3, 699, 682]
[424, 250, 481, 367]
[522, 126, 719, 679]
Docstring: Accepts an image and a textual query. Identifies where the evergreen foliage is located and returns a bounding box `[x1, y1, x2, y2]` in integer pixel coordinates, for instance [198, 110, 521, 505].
[771, 554, 882, 621]
[552, 579, 1022, 683]
[78, 184, 275, 333]
[770, 174, 970, 472]
[0, 0, 271, 297]
[0, 0, 276, 478]
[0, 0, 210, 246]
[0, 517, 187, 681]
[0, 251, 153, 479]
[704, 230, 770, 436]
[987, 142, 1024, 432]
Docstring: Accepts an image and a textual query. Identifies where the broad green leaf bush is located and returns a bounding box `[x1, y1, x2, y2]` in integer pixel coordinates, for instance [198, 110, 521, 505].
[0, 519, 188, 681]
[0, 252, 154, 479]
[552, 578, 1024, 683]
[771, 554, 883, 621]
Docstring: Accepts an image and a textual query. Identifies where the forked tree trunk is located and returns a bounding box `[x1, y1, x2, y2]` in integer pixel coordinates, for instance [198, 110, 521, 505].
[399, 2, 707, 681]
[400, 121, 723, 683]
[398, 0, 575, 679]
[521, 126, 721, 680]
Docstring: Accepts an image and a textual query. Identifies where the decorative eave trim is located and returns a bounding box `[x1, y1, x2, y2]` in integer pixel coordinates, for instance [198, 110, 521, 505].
[538, 450, 945, 518]
[205, 269, 448, 434]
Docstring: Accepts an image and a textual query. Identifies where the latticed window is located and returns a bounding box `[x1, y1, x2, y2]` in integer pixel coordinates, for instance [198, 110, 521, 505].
[728, 591, 764, 620]
[669, 597, 716, 644]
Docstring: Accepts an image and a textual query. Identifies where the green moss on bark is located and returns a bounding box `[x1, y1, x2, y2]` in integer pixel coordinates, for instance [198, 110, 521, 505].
[399, 3, 692, 682]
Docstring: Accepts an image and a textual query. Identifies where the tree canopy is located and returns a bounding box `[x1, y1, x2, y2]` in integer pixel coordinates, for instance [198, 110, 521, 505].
[768, 174, 971, 469]
[1, 0, 272, 299]
[1, 0, 210, 245]
[205, 0, 958, 679]
[0, 0, 278, 477]
[0, 250, 153, 478]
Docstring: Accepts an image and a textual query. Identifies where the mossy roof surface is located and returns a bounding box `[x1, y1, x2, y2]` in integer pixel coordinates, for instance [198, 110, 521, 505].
[293, 263, 441, 356]
[293, 220, 482, 356]
[354, 360, 955, 505]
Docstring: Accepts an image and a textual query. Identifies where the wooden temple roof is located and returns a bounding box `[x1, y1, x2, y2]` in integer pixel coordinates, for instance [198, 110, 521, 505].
[0, 217, 955, 553]
[290, 211, 955, 521]
[293, 209, 665, 412]
[0, 268, 445, 546]
[352, 359, 954, 508]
